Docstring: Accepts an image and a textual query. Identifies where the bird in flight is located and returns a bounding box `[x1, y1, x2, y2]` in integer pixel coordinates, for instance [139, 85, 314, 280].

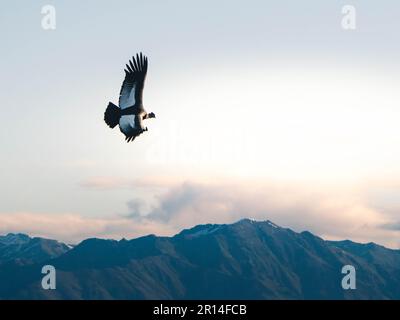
[104, 53, 155, 142]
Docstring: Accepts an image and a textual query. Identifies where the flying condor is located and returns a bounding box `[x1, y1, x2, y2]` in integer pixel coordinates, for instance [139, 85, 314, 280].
[104, 53, 155, 142]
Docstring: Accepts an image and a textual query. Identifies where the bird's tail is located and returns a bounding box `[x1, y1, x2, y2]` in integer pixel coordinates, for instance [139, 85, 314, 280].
[104, 102, 120, 128]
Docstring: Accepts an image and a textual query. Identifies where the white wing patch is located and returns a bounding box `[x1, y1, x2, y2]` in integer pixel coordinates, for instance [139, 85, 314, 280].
[119, 83, 136, 110]
[119, 115, 136, 135]
[119, 114, 145, 136]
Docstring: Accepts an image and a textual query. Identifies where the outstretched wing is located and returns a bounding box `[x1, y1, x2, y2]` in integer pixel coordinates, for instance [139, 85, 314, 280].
[118, 53, 148, 110]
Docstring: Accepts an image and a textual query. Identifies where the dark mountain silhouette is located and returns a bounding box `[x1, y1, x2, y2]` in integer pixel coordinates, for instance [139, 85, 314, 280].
[0, 219, 400, 300]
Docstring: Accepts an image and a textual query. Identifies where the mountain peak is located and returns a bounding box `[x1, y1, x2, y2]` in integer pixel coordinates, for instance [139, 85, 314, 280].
[235, 218, 281, 229]
[0, 233, 70, 265]
[177, 223, 224, 238]
[0, 233, 31, 245]
[176, 219, 283, 239]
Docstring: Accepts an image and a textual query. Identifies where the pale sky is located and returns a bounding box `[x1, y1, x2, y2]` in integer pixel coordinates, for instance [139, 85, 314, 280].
[1, 1, 400, 247]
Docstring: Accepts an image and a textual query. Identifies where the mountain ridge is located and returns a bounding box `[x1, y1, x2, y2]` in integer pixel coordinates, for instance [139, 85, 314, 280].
[0, 233, 70, 265]
[0, 219, 399, 300]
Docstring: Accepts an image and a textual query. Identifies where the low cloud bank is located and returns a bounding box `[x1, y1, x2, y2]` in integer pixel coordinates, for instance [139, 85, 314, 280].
[1, 180, 399, 248]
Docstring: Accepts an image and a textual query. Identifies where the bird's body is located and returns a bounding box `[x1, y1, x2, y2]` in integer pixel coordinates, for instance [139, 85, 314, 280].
[104, 53, 155, 142]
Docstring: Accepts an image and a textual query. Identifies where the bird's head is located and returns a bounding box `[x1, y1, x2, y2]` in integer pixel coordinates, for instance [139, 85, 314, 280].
[148, 112, 156, 118]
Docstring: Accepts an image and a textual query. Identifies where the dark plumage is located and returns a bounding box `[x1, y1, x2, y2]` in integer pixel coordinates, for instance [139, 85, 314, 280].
[104, 53, 156, 143]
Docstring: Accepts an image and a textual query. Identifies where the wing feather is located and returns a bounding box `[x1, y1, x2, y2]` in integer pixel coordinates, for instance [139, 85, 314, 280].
[118, 53, 148, 109]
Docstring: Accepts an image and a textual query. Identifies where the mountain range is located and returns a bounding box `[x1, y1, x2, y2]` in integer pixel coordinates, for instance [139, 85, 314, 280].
[0, 219, 399, 300]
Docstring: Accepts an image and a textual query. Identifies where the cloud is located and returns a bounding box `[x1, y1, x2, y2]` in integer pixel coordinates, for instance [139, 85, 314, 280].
[380, 222, 400, 231]
[80, 175, 182, 190]
[80, 177, 135, 189]
[126, 180, 400, 248]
